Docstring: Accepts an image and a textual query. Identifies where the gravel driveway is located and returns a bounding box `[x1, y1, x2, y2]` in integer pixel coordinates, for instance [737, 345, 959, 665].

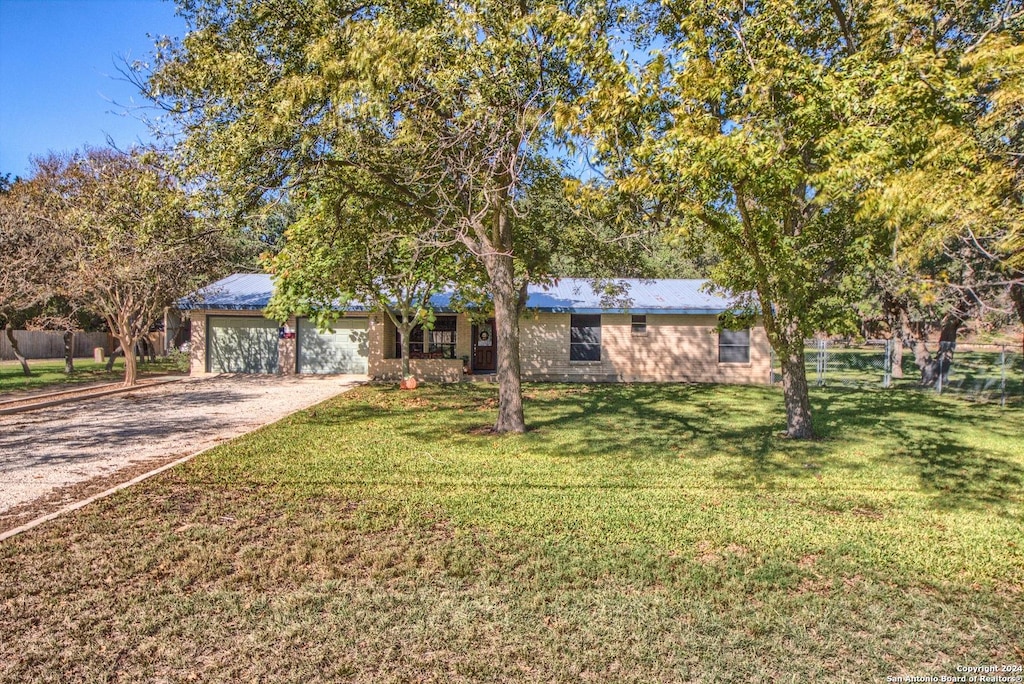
[0, 375, 364, 520]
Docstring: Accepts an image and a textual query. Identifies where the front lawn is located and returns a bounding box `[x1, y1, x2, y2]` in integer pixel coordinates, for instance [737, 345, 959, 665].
[1, 383, 1021, 681]
[0, 357, 183, 395]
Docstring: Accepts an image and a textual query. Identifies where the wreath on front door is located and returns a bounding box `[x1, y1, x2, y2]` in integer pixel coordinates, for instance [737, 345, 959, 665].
[479, 330, 490, 341]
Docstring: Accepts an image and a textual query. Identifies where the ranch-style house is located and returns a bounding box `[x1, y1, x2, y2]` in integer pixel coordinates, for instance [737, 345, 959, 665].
[181, 273, 771, 385]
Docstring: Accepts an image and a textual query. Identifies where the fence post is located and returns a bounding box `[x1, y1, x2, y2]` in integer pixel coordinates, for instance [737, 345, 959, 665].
[1000, 345, 1007, 408]
[816, 339, 826, 387]
[883, 339, 892, 389]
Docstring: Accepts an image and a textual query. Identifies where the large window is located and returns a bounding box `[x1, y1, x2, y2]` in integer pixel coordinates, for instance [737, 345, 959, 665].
[395, 316, 457, 359]
[570, 314, 602, 361]
[719, 329, 750, 363]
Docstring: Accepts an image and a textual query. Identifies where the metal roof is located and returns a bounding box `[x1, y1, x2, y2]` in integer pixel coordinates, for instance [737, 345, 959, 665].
[527, 278, 736, 314]
[183, 273, 276, 311]
[182, 274, 737, 315]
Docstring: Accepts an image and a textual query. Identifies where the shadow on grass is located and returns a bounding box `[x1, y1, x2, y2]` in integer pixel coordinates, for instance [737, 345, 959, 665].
[814, 388, 1023, 510]
[294, 382, 1023, 511]
[303, 383, 833, 483]
[520, 383, 841, 487]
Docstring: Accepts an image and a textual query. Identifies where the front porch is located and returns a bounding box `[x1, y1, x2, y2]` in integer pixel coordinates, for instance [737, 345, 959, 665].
[371, 313, 496, 382]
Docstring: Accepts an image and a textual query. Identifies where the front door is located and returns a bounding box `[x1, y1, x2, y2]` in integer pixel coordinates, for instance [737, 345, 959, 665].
[472, 319, 496, 373]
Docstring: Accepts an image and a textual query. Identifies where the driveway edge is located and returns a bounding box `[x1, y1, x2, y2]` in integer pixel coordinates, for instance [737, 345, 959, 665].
[0, 376, 185, 416]
[0, 448, 208, 543]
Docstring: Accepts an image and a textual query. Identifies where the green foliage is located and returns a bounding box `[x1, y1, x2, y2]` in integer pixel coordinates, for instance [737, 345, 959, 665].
[569, 0, 1024, 434]
[834, 1, 1024, 270]
[580, 0, 874, 339]
[24, 147, 234, 385]
[264, 171, 476, 328]
[144, 0, 615, 429]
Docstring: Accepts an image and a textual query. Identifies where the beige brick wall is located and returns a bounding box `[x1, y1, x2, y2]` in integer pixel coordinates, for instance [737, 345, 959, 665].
[367, 313, 386, 378]
[520, 313, 770, 384]
[374, 358, 465, 382]
[278, 315, 297, 375]
[454, 314, 473, 361]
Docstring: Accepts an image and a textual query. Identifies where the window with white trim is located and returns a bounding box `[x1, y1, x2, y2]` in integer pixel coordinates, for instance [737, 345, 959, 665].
[631, 315, 647, 335]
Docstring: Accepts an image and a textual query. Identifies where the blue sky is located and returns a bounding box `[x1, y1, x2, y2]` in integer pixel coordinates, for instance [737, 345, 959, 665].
[0, 0, 185, 177]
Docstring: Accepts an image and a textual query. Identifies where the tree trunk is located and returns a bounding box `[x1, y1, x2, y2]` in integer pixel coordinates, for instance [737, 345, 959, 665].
[896, 308, 939, 386]
[121, 336, 139, 386]
[4, 322, 30, 377]
[1010, 282, 1024, 358]
[912, 312, 963, 387]
[106, 344, 122, 371]
[488, 253, 526, 434]
[890, 336, 904, 379]
[779, 342, 814, 439]
[400, 323, 413, 380]
[911, 338, 936, 386]
[880, 290, 906, 379]
[63, 330, 74, 374]
[934, 314, 962, 386]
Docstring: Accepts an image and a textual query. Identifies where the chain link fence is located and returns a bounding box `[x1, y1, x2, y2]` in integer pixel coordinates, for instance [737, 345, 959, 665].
[771, 339, 1024, 406]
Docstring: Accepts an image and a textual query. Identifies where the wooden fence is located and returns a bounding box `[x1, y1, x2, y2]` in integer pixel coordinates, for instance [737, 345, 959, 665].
[0, 331, 113, 360]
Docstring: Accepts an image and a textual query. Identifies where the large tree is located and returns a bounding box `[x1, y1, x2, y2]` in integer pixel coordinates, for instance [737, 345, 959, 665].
[30, 148, 230, 386]
[573, 0, 1023, 437]
[848, 1, 1024, 262]
[573, 0, 876, 438]
[144, 0, 589, 433]
[860, 242, 1020, 386]
[828, 1, 1024, 381]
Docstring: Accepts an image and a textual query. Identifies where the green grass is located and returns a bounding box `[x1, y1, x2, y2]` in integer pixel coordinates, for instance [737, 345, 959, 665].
[1, 383, 1022, 681]
[0, 357, 183, 395]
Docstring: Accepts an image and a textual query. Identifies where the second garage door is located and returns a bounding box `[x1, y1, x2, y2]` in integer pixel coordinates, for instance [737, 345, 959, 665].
[297, 317, 369, 374]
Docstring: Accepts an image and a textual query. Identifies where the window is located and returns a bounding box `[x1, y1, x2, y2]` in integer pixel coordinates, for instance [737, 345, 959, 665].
[631, 315, 647, 335]
[570, 314, 601, 361]
[396, 326, 425, 358]
[426, 316, 457, 358]
[395, 316, 457, 359]
[719, 329, 750, 363]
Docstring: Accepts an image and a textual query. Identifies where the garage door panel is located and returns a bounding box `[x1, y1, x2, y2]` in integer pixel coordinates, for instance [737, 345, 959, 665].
[297, 318, 368, 374]
[208, 316, 279, 374]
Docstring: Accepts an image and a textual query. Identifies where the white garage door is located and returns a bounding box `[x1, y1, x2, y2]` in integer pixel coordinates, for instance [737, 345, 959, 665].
[208, 316, 280, 373]
[297, 317, 369, 374]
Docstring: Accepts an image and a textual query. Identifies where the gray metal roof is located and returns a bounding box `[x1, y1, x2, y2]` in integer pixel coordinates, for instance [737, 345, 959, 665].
[182, 273, 737, 315]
